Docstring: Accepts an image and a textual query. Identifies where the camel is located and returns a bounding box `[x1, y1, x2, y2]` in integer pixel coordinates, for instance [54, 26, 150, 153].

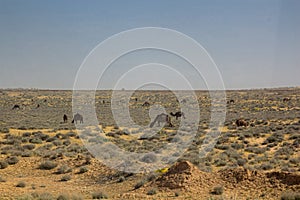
[142, 101, 150, 106]
[63, 114, 68, 123]
[170, 111, 185, 120]
[236, 119, 248, 127]
[72, 113, 83, 124]
[150, 113, 173, 128]
[12, 105, 20, 110]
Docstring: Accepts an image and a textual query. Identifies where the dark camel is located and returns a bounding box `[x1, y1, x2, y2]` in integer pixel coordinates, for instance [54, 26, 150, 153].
[170, 111, 185, 120]
[236, 119, 248, 127]
[63, 114, 68, 123]
[150, 113, 173, 128]
[72, 113, 83, 124]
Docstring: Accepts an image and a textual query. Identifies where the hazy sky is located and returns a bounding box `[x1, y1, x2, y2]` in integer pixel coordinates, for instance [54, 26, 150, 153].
[0, 0, 299, 90]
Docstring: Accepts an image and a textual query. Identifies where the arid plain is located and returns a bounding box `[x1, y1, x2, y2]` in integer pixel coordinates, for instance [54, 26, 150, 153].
[0, 88, 299, 200]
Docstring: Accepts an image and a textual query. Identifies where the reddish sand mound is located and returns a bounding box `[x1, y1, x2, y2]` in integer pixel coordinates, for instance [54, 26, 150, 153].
[154, 161, 220, 190]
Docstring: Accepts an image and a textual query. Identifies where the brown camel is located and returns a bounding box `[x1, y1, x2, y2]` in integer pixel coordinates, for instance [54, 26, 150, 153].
[72, 113, 83, 124]
[170, 111, 185, 120]
[150, 113, 173, 128]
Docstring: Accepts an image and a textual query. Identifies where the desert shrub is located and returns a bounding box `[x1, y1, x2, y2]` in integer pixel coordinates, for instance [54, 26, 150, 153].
[0, 127, 9, 133]
[281, 191, 300, 200]
[92, 191, 108, 199]
[66, 132, 77, 137]
[237, 158, 247, 166]
[52, 140, 62, 146]
[134, 179, 146, 189]
[21, 151, 33, 157]
[60, 175, 71, 182]
[67, 144, 85, 153]
[78, 166, 88, 174]
[245, 146, 266, 154]
[57, 194, 83, 200]
[147, 188, 157, 195]
[23, 144, 35, 150]
[211, 185, 224, 195]
[290, 134, 300, 140]
[6, 156, 19, 165]
[289, 157, 300, 165]
[0, 160, 8, 169]
[29, 138, 42, 144]
[215, 144, 230, 150]
[275, 146, 294, 158]
[140, 153, 157, 163]
[57, 165, 72, 174]
[0, 175, 6, 182]
[117, 176, 125, 183]
[32, 131, 49, 141]
[147, 173, 158, 182]
[39, 160, 57, 170]
[46, 137, 57, 143]
[231, 142, 244, 150]
[22, 132, 31, 137]
[259, 163, 274, 170]
[16, 181, 26, 188]
[63, 140, 71, 146]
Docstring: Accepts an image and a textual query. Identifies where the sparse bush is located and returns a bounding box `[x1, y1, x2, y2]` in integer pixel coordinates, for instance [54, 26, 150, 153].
[0, 176, 6, 182]
[0, 160, 8, 169]
[16, 181, 26, 188]
[23, 144, 35, 150]
[92, 191, 108, 199]
[117, 176, 125, 183]
[140, 153, 157, 163]
[79, 166, 88, 174]
[63, 140, 71, 146]
[281, 191, 300, 200]
[134, 179, 146, 189]
[147, 188, 157, 195]
[6, 156, 19, 165]
[29, 138, 42, 144]
[211, 185, 224, 195]
[57, 165, 72, 174]
[60, 175, 71, 182]
[39, 160, 57, 170]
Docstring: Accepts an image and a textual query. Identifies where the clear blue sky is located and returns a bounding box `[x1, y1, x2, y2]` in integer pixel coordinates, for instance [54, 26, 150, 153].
[0, 0, 299, 89]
